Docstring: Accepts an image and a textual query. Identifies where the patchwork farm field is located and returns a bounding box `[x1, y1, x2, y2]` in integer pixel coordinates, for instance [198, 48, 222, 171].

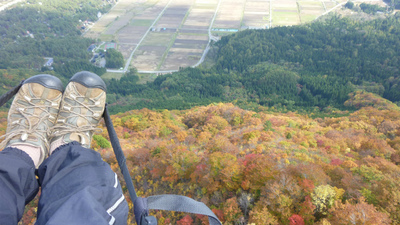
[83, 0, 386, 74]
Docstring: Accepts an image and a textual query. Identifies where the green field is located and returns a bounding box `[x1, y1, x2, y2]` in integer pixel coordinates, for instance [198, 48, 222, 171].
[131, 19, 154, 26]
[141, 32, 175, 46]
[101, 72, 124, 80]
[301, 14, 319, 23]
[298, 1, 324, 6]
[137, 73, 158, 84]
[100, 34, 115, 42]
[272, 11, 300, 26]
[193, 3, 217, 10]
[100, 71, 157, 82]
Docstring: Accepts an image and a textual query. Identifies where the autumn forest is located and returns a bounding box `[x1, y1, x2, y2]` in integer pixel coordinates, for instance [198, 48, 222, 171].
[96, 93, 400, 224]
[2, 91, 398, 224]
[1, 0, 400, 224]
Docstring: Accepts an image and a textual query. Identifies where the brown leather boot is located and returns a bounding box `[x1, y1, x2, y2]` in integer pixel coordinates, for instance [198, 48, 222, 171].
[0, 74, 64, 167]
[50, 71, 106, 152]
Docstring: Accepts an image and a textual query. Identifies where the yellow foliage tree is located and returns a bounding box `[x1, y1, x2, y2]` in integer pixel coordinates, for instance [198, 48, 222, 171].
[248, 204, 279, 225]
[312, 185, 337, 218]
[209, 152, 242, 191]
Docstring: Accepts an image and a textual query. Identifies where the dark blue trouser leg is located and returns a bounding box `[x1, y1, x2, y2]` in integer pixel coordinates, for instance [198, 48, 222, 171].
[36, 142, 128, 225]
[0, 148, 39, 225]
[0, 142, 128, 225]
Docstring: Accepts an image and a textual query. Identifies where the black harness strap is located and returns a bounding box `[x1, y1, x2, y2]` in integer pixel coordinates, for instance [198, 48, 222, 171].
[103, 104, 138, 202]
[0, 81, 24, 108]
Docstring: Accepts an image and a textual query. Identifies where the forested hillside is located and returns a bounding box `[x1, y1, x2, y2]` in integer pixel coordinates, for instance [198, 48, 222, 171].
[215, 14, 400, 102]
[8, 92, 400, 224]
[0, 0, 111, 98]
[106, 13, 400, 114]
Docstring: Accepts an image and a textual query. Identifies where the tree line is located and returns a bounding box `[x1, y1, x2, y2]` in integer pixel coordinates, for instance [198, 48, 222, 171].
[106, 14, 400, 113]
[0, 0, 112, 92]
[1, 1, 400, 116]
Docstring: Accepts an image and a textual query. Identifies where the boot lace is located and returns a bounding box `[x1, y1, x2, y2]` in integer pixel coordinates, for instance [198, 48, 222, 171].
[50, 95, 103, 139]
[0, 96, 57, 150]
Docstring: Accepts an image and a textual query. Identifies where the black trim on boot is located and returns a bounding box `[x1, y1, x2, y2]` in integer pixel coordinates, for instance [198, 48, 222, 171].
[24, 74, 64, 92]
[69, 71, 106, 92]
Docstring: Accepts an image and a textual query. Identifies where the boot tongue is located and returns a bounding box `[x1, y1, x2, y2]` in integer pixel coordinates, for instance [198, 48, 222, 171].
[77, 112, 89, 126]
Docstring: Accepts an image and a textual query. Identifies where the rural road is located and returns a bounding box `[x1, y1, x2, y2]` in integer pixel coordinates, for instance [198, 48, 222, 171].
[316, 2, 347, 20]
[108, 0, 222, 74]
[108, 0, 174, 74]
[316, 0, 384, 20]
[192, 0, 222, 68]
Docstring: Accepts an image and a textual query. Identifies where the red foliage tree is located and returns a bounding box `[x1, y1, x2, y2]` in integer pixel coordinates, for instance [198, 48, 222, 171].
[177, 215, 194, 225]
[299, 195, 316, 224]
[289, 214, 305, 225]
[299, 178, 315, 194]
[241, 154, 274, 191]
[212, 209, 224, 223]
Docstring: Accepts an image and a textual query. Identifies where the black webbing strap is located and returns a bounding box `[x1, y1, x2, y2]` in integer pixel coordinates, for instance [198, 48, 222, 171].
[103, 104, 137, 201]
[134, 195, 222, 225]
[0, 80, 24, 107]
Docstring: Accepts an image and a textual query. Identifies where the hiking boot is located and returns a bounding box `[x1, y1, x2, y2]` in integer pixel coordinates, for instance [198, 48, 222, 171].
[50, 71, 106, 152]
[0, 74, 64, 167]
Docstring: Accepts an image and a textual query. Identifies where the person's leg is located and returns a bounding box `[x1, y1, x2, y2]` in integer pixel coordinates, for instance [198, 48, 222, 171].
[36, 71, 128, 225]
[36, 142, 128, 225]
[0, 148, 38, 225]
[0, 74, 63, 224]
